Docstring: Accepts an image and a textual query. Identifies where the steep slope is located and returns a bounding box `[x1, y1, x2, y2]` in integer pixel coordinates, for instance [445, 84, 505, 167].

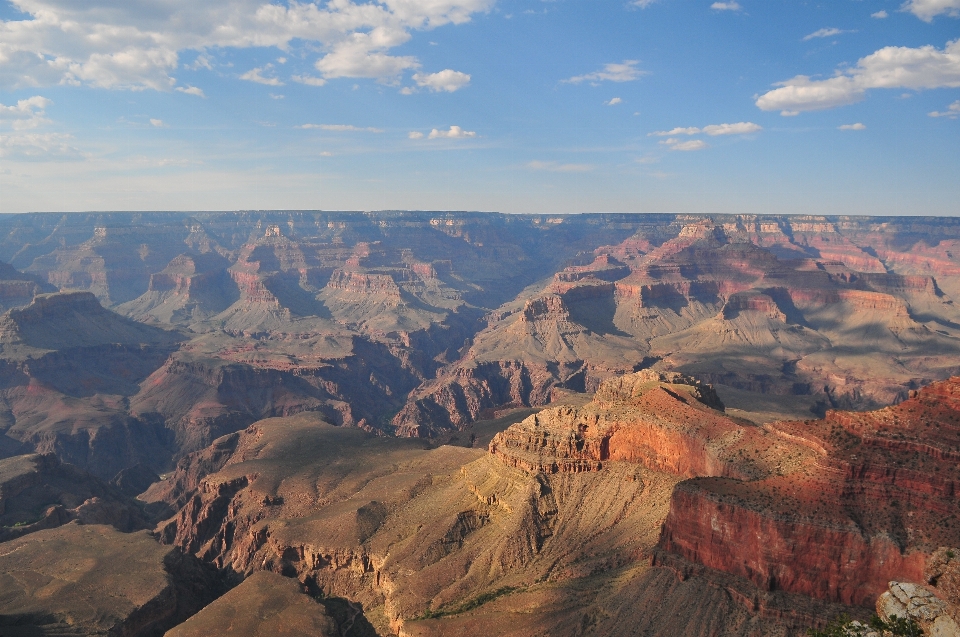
[0, 293, 182, 478]
[0, 260, 55, 313]
[0, 453, 150, 542]
[658, 376, 960, 608]
[163, 571, 340, 637]
[117, 252, 240, 325]
[0, 524, 224, 637]
[152, 373, 858, 637]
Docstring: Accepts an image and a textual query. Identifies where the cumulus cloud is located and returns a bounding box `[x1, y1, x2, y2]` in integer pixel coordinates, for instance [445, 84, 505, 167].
[803, 28, 855, 41]
[606, 97, 623, 105]
[0, 0, 491, 91]
[0, 96, 82, 160]
[630, 0, 660, 7]
[0, 96, 52, 130]
[526, 160, 593, 172]
[565, 60, 644, 84]
[872, 10, 889, 18]
[711, 2, 742, 11]
[427, 125, 476, 139]
[902, 0, 960, 22]
[756, 39, 960, 114]
[659, 138, 707, 151]
[412, 69, 471, 92]
[408, 131, 424, 139]
[300, 124, 384, 132]
[649, 122, 761, 136]
[240, 64, 284, 86]
[150, 118, 165, 127]
[929, 99, 960, 117]
[838, 122, 866, 130]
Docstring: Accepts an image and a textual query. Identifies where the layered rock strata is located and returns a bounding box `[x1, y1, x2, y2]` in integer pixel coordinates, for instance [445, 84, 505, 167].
[658, 377, 960, 609]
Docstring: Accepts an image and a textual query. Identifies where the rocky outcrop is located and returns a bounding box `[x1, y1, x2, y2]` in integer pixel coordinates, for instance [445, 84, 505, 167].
[395, 219, 960, 436]
[163, 571, 340, 637]
[130, 354, 332, 454]
[0, 453, 151, 542]
[0, 291, 180, 352]
[876, 581, 960, 637]
[659, 479, 928, 607]
[394, 359, 565, 436]
[658, 377, 960, 609]
[487, 371, 766, 478]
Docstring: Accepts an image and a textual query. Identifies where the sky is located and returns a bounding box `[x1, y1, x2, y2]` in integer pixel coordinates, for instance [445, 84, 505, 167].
[0, 0, 959, 215]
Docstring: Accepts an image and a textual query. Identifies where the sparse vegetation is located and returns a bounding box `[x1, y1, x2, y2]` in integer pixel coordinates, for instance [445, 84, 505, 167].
[808, 613, 921, 637]
[415, 586, 519, 620]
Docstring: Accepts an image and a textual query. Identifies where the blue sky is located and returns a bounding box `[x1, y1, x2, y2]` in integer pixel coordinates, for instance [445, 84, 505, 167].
[1, 0, 958, 215]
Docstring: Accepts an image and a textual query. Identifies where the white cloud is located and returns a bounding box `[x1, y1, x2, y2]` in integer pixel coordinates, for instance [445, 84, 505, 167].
[292, 75, 327, 87]
[150, 118, 165, 127]
[269, 93, 285, 99]
[176, 85, 205, 97]
[902, 0, 960, 22]
[929, 99, 960, 117]
[300, 124, 384, 132]
[0, 132, 83, 160]
[526, 160, 593, 172]
[649, 122, 761, 137]
[650, 126, 700, 136]
[413, 69, 471, 92]
[0, 97, 83, 160]
[320, 151, 333, 156]
[803, 28, 855, 41]
[565, 60, 644, 84]
[756, 39, 960, 114]
[659, 138, 708, 151]
[187, 55, 214, 71]
[408, 131, 424, 139]
[427, 125, 476, 139]
[630, 0, 660, 7]
[872, 10, 889, 18]
[702, 121, 762, 135]
[313, 30, 419, 81]
[606, 97, 623, 105]
[838, 122, 866, 130]
[0, 96, 52, 130]
[711, 2, 742, 11]
[240, 64, 284, 86]
[0, 0, 494, 91]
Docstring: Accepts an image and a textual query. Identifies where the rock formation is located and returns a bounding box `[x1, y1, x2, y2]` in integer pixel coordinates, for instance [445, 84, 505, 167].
[1, 213, 960, 635]
[163, 571, 340, 637]
[0, 453, 150, 542]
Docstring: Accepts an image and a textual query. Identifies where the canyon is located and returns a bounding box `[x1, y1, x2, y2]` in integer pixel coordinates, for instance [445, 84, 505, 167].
[1, 211, 959, 635]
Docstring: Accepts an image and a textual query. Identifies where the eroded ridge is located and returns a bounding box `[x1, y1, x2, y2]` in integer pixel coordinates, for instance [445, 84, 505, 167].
[489, 370, 784, 480]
